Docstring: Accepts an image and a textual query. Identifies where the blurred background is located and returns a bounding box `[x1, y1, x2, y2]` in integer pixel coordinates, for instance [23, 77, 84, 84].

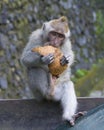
[0, 0, 104, 99]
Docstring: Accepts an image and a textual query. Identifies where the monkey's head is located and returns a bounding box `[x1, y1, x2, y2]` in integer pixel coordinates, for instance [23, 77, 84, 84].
[42, 16, 70, 48]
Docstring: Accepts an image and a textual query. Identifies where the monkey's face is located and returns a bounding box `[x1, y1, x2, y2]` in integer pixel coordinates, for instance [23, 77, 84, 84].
[48, 31, 65, 48]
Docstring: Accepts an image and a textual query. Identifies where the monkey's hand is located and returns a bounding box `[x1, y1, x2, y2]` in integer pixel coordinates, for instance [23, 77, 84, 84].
[60, 55, 71, 66]
[41, 53, 54, 65]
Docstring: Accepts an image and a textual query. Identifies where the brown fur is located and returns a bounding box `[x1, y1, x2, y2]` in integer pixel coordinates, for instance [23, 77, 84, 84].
[50, 16, 69, 34]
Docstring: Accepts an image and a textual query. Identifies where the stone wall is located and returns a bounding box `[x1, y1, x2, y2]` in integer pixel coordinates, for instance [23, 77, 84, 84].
[0, 0, 96, 98]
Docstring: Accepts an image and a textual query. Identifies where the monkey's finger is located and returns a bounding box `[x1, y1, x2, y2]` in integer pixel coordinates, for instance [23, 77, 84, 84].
[47, 54, 54, 62]
[48, 58, 54, 64]
[60, 56, 66, 63]
[66, 119, 75, 126]
[66, 55, 71, 62]
[61, 56, 66, 61]
[69, 119, 75, 126]
[41, 56, 50, 64]
[48, 56, 54, 64]
[74, 111, 87, 120]
[41, 53, 54, 64]
[60, 56, 68, 66]
[47, 53, 54, 58]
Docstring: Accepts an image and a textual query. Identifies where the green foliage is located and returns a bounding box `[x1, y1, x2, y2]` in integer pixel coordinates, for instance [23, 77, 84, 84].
[74, 59, 104, 97]
[75, 69, 88, 78]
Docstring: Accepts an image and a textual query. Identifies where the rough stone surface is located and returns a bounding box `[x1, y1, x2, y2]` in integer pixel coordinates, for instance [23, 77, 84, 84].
[0, 0, 99, 98]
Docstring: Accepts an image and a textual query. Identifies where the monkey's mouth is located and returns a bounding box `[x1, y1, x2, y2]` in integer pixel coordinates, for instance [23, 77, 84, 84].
[51, 44, 58, 48]
[49, 42, 61, 48]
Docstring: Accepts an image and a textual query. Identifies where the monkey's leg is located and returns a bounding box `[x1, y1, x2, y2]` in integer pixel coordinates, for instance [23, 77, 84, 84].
[47, 74, 57, 98]
[50, 75, 58, 95]
[28, 68, 50, 100]
[61, 81, 78, 125]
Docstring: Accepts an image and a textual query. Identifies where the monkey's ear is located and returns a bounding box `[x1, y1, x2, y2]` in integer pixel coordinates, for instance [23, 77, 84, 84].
[42, 23, 46, 31]
[42, 22, 51, 31]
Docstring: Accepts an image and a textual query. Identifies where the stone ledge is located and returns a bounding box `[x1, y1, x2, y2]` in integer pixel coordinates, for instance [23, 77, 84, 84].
[0, 98, 103, 130]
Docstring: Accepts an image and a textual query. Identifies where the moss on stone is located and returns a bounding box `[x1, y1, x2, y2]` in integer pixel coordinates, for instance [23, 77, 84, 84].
[75, 60, 104, 97]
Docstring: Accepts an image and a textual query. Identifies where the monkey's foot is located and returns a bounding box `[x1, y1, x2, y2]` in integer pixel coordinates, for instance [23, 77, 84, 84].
[68, 111, 87, 126]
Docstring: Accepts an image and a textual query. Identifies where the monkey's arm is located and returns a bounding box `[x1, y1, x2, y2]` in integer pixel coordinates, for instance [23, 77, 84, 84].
[21, 49, 42, 68]
[21, 30, 53, 68]
[21, 30, 42, 68]
[21, 48, 54, 68]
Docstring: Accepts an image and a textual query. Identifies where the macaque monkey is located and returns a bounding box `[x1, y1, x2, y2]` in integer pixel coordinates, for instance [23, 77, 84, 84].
[21, 16, 84, 126]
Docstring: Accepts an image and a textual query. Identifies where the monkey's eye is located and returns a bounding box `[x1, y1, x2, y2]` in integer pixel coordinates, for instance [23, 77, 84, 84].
[51, 31, 57, 36]
[58, 34, 64, 38]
